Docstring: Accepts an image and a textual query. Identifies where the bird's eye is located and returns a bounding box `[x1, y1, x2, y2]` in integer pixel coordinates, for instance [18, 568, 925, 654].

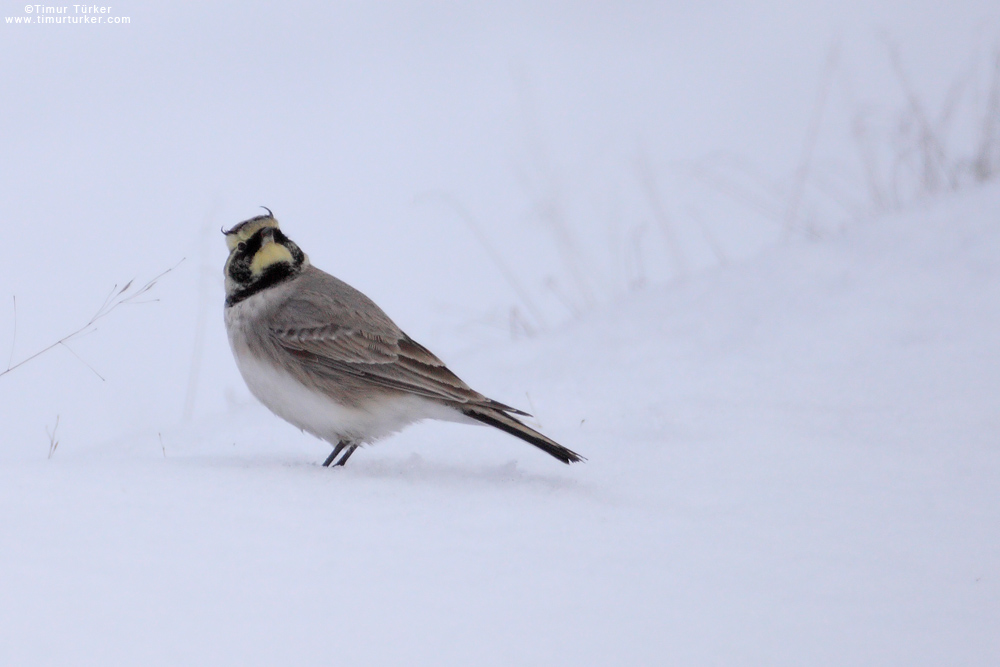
[237, 242, 247, 252]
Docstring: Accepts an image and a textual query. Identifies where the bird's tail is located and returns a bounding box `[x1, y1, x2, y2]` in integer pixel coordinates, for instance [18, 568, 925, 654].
[462, 408, 585, 464]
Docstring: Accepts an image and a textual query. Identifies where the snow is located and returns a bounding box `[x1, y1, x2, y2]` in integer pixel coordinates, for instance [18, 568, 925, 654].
[2, 2, 1000, 664]
[2, 184, 999, 664]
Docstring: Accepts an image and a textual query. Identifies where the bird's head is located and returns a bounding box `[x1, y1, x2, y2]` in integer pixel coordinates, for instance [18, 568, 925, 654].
[223, 209, 309, 306]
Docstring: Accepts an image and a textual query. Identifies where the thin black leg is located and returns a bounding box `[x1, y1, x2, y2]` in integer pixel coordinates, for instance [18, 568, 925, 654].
[323, 440, 350, 467]
[333, 443, 359, 467]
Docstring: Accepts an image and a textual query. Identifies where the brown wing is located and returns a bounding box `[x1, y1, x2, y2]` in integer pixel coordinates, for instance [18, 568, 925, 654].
[267, 267, 524, 412]
[272, 322, 480, 404]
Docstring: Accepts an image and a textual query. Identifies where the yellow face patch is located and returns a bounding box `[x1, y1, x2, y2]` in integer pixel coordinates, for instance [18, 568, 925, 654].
[250, 239, 295, 275]
[225, 217, 280, 252]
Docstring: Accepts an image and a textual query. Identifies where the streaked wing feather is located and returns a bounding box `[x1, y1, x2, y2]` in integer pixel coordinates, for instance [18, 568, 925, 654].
[273, 324, 482, 404]
[267, 269, 529, 413]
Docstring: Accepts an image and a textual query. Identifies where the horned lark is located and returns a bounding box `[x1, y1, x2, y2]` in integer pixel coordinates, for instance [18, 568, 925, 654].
[223, 211, 584, 467]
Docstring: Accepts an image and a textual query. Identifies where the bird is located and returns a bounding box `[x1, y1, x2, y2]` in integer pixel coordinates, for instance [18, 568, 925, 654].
[222, 210, 585, 468]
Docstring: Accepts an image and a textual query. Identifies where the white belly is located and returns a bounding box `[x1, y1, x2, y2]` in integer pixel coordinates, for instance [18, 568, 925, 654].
[225, 295, 467, 445]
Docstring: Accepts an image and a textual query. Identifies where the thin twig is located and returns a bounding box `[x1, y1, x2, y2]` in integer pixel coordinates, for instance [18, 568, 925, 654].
[682, 161, 785, 225]
[1, 259, 183, 381]
[513, 69, 598, 311]
[46, 415, 60, 459]
[975, 50, 1000, 181]
[883, 35, 953, 194]
[785, 42, 840, 237]
[508, 307, 536, 339]
[523, 392, 543, 429]
[545, 277, 582, 319]
[58, 341, 106, 381]
[807, 162, 866, 219]
[626, 224, 648, 290]
[6, 296, 15, 371]
[684, 206, 729, 266]
[635, 147, 687, 281]
[415, 192, 549, 331]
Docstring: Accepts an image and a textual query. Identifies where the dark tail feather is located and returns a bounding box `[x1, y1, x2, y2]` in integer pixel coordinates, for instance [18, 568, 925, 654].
[463, 408, 585, 464]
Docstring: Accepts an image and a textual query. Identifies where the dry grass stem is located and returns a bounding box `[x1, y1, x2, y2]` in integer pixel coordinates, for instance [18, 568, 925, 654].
[1, 260, 183, 381]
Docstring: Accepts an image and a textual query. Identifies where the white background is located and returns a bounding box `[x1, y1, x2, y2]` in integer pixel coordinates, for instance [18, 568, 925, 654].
[1, 2, 998, 664]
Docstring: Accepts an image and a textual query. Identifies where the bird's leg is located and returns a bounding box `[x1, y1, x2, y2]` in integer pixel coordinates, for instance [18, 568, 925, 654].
[323, 439, 351, 467]
[332, 443, 359, 467]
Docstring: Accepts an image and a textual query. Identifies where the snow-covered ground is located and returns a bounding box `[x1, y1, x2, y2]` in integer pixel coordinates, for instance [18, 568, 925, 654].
[2, 184, 998, 665]
[3, 2, 1000, 664]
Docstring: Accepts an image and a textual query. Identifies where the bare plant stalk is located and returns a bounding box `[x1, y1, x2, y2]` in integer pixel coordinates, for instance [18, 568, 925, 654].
[1, 260, 182, 381]
[545, 277, 582, 319]
[805, 163, 866, 220]
[974, 50, 1000, 181]
[627, 225, 649, 290]
[838, 60, 892, 214]
[516, 166, 597, 313]
[184, 203, 221, 421]
[851, 112, 890, 212]
[6, 296, 16, 371]
[884, 36, 954, 194]
[46, 415, 60, 459]
[508, 307, 536, 340]
[683, 160, 784, 225]
[635, 147, 687, 280]
[706, 151, 789, 201]
[513, 70, 598, 312]
[684, 206, 729, 266]
[416, 192, 548, 332]
[785, 43, 840, 237]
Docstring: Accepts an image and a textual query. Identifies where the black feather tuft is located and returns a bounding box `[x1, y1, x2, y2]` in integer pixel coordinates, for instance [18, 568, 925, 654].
[463, 409, 585, 464]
